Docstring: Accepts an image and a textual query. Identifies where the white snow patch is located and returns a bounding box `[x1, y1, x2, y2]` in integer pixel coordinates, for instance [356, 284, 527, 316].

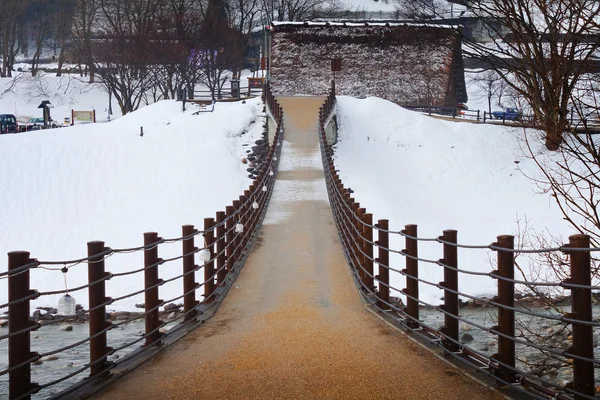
[0, 98, 265, 311]
[334, 96, 571, 305]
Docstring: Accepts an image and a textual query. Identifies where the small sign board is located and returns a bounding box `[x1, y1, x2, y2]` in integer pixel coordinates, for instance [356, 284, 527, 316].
[248, 77, 265, 89]
[331, 58, 342, 72]
[71, 110, 96, 125]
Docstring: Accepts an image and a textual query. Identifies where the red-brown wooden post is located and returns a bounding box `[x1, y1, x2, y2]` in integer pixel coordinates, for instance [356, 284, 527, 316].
[238, 194, 247, 254]
[143, 233, 164, 346]
[566, 234, 594, 399]
[216, 212, 226, 288]
[439, 230, 459, 353]
[232, 199, 241, 266]
[403, 224, 419, 328]
[375, 220, 389, 308]
[363, 213, 374, 292]
[243, 189, 253, 237]
[87, 241, 113, 376]
[182, 225, 198, 321]
[492, 235, 516, 383]
[355, 205, 365, 285]
[226, 205, 235, 274]
[8, 251, 38, 400]
[203, 218, 216, 301]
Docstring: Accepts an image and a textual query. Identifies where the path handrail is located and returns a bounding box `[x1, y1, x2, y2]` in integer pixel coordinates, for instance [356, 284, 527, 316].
[1, 86, 284, 400]
[318, 84, 598, 400]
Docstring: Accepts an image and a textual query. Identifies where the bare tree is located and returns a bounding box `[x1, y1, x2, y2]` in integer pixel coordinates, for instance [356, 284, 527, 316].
[260, 0, 329, 24]
[394, 0, 449, 19]
[28, 0, 51, 77]
[72, 0, 99, 79]
[469, 70, 509, 114]
[0, 0, 28, 77]
[90, 0, 162, 115]
[51, 0, 77, 76]
[197, 0, 243, 99]
[463, 0, 600, 150]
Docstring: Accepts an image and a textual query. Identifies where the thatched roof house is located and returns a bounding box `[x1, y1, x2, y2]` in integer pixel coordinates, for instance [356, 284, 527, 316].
[269, 22, 467, 106]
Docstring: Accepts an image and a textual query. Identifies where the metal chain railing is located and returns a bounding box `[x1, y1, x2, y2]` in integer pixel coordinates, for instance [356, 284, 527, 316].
[0, 85, 284, 400]
[318, 82, 599, 400]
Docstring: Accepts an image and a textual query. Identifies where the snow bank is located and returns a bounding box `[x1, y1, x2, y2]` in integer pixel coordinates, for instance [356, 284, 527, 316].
[333, 96, 571, 304]
[0, 98, 264, 310]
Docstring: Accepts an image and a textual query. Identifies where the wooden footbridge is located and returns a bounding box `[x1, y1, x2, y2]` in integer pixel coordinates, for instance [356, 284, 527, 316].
[88, 96, 499, 400]
[4, 87, 599, 400]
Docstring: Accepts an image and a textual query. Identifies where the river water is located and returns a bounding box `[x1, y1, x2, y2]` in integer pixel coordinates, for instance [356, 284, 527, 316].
[0, 320, 146, 399]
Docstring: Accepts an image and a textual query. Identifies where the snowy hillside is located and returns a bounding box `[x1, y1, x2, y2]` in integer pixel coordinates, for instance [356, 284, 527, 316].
[0, 98, 265, 310]
[333, 96, 571, 304]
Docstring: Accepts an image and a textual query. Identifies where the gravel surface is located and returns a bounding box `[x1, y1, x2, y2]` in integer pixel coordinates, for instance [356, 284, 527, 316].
[93, 97, 503, 400]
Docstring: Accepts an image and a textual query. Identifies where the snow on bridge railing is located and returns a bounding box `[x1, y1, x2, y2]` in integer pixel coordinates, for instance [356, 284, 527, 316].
[319, 84, 599, 400]
[0, 86, 284, 400]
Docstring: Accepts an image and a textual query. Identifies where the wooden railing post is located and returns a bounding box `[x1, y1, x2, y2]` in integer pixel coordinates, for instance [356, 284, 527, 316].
[182, 225, 199, 321]
[491, 235, 516, 383]
[238, 194, 247, 255]
[8, 251, 38, 400]
[232, 200, 241, 267]
[375, 220, 389, 308]
[566, 234, 594, 399]
[363, 213, 374, 292]
[353, 202, 363, 284]
[87, 241, 113, 376]
[225, 205, 235, 275]
[243, 189, 252, 242]
[355, 205, 365, 286]
[402, 224, 419, 327]
[203, 218, 216, 301]
[143, 233, 164, 346]
[216, 212, 226, 289]
[439, 230, 459, 353]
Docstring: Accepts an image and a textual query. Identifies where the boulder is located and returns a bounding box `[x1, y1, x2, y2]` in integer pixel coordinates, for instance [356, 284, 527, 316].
[111, 311, 131, 318]
[163, 303, 180, 312]
[461, 333, 474, 343]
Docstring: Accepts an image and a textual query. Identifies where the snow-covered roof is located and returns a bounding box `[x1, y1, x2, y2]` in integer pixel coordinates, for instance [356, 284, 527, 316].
[270, 21, 459, 29]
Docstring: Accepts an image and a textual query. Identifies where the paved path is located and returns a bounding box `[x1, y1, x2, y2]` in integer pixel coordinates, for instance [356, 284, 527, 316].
[94, 97, 500, 400]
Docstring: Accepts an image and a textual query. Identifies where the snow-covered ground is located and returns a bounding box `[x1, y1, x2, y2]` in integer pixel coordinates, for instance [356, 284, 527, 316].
[0, 97, 264, 311]
[0, 68, 264, 125]
[333, 96, 571, 304]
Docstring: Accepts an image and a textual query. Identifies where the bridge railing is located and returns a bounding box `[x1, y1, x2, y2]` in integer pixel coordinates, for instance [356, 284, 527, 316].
[318, 84, 599, 400]
[0, 86, 284, 400]
[191, 87, 264, 102]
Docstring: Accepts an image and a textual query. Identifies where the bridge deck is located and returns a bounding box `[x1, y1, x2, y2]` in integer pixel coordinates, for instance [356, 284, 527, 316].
[94, 97, 500, 399]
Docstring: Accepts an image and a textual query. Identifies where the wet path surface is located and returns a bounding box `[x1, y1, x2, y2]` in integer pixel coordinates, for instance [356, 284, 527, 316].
[94, 97, 500, 400]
